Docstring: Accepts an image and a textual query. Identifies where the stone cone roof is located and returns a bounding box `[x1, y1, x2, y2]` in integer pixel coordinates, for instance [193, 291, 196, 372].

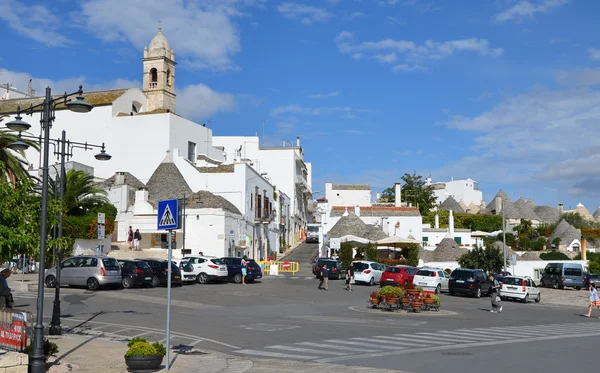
[364, 225, 388, 241]
[467, 202, 480, 214]
[593, 207, 600, 222]
[184, 190, 241, 215]
[327, 211, 369, 239]
[520, 251, 541, 261]
[419, 247, 434, 262]
[482, 190, 520, 218]
[147, 151, 193, 203]
[533, 205, 561, 224]
[514, 198, 541, 221]
[549, 219, 581, 248]
[431, 237, 468, 262]
[574, 203, 595, 222]
[439, 196, 465, 213]
[459, 201, 468, 211]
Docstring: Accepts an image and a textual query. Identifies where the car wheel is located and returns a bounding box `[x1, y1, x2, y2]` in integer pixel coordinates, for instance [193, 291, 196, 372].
[87, 277, 100, 291]
[576, 287, 582, 291]
[436, 284, 441, 295]
[523, 294, 529, 303]
[122, 276, 133, 289]
[197, 273, 209, 284]
[475, 287, 481, 298]
[233, 273, 242, 284]
[151, 275, 160, 287]
[449, 291, 455, 296]
[45, 275, 56, 288]
[535, 293, 541, 303]
[369, 277, 375, 286]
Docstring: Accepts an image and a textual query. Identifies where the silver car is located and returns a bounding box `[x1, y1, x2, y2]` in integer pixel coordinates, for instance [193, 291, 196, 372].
[45, 256, 122, 291]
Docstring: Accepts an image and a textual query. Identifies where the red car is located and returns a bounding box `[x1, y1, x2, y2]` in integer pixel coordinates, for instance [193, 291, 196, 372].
[380, 265, 418, 287]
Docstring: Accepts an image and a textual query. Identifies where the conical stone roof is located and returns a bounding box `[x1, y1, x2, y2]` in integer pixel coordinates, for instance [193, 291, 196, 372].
[364, 225, 388, 241]
[327, 211, 369, 239]
[482, 190, 520, 219]
[574, 203, 595, 222]
[514, 198, 541, 221]
[520, 251, 541, 261]
[549, 219, 581, 249]
[593, 207, 600, 222]
[439, 196, 465, 213]
[147, 152, 192, 203]
[432, 236, 468, 262]
[533, 205, 561, 224]
[467, 202, 480, 214]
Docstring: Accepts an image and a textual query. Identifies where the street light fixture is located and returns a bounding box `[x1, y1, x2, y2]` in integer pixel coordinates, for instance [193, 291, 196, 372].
[94, 144, 112, 161]
[3, 85, 94, 373]
[8, 134, 30, 151]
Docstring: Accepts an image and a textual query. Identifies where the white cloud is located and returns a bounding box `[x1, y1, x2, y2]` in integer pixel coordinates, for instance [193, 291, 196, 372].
[177, 84, 236, 119]
[0, 0, 71, 47]
[344, 11, 366, 20]
[270, 104, 375, 119]
[336, 35, 503, 71]
[277, 3, 332, 25]
[555, 68, 600, 86]
[309, 91, 341, 99]
[495, 0, 567, 23]
[78, 0, 262, 70]
[588, 48, 600, 61]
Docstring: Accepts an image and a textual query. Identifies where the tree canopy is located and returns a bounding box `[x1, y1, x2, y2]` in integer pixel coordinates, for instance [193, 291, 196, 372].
[380, 172, 436, 215]
[457, 245, 506, 274]
[0, 129, 40, 184]
[422, 209, 503, 232]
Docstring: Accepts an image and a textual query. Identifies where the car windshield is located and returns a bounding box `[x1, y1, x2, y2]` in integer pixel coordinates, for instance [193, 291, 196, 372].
[307, 225, 319, 233]
[353, 262, 369, 272]
[417, 269, 435, 277]
[319, 260, 337, 267]
[102, 258, 120, 270]
[210, 258, 226, 265]
[452, 270, 474, 280]
[385, 267, 400, 273]
[135, 262, 151, 270]
[503, 277, 523, 285]
[180, 262, 194, 272]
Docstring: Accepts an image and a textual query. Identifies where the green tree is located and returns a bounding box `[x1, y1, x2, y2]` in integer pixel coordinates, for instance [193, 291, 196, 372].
[402, 244, 419, 267]
[339, 242, 353, 267]
[53, 169, 109, 216]
[423, 210, 503, 232]
[365, 243, 378, 261]
[0, 129, 39, 184]
[539, 252, 571, 260]
[458, 245, 506, 274]
[562, 212, 600, 229]
[380, 172, 436, 215]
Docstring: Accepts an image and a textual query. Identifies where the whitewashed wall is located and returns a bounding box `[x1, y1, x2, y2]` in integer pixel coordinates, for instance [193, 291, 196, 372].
[325, 183, 372, 207]
[73, 238, 112, 256]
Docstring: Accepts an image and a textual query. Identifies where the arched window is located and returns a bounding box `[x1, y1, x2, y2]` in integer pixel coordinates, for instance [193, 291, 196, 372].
[166, 69, 171, 86]
[150, 68, 158, 82]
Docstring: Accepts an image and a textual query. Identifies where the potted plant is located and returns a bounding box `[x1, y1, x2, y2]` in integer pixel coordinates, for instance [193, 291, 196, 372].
[377, 285, 404, 299]
[432, 295, 441, 307]
[369, 291, 380, 307]
[124, 337, 166, 371]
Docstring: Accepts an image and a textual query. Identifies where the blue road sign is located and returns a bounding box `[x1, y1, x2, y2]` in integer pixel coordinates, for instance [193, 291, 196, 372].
[157, 199, 179, 230]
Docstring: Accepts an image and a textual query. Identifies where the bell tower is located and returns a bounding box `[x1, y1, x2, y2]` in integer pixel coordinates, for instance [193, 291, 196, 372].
[143, 23, 176, 113]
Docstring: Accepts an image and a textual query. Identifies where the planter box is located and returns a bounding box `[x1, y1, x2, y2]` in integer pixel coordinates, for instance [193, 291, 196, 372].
[124, 355, 163, 371]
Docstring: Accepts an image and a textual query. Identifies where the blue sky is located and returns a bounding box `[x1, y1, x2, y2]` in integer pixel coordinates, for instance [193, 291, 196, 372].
[1, 0, 600, 210]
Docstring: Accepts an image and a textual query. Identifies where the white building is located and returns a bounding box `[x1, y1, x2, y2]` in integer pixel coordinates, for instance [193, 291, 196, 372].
[422, 209, 473, 249]
[212, 136, 313, 245]
[325, 183, 371, 207]
[426, 177, 483, 207]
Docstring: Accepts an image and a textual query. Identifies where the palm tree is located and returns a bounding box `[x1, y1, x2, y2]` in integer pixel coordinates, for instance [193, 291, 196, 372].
[0, 128, 39, 185]
[53, 169, 109, 216]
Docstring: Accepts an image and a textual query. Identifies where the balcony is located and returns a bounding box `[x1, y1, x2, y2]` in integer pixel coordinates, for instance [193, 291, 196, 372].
[295, 174, 310, 194]
[262, 209, 276, 223]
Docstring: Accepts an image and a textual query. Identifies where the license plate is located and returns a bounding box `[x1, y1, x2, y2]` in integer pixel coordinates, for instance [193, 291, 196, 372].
[175, 276, 180, 279]
[508, 286, 517, 290]
[419, 282, 427, 285]
[145, 277, 151, 280]
[456, 280, 465, 283]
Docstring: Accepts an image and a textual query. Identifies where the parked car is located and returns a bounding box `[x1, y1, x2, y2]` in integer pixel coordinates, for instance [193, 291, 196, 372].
[495, 271, 512, 282]
[500, 276, 541, 303]
[117, 259, 154, 288]
[45, 256, 122, 291]
[221, 257, 263, 283]
[181, 256, 229, 284]
[584, 273, 600, 290]
[314, 259, 346, 280]
[380, 266, 418, 288]
[448, 268, 491, 298]
[413, 267, 450, 294]
[352, 261, 385, 286]
[540, 262, 584, 290]
[138, 259, 182, 287]
[173, 259, 200, 284]
[313, 257, 335, 275]
[306, 224, 320, 243]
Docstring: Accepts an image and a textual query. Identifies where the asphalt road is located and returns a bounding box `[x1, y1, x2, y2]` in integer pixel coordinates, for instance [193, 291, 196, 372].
[13, 246, 599, 373]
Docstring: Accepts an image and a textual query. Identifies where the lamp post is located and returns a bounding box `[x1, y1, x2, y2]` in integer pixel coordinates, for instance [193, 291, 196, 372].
[4, 85, 95, 373]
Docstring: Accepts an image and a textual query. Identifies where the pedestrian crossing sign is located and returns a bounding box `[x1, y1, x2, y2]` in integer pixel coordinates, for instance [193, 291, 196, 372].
[157, 199, 179, 230]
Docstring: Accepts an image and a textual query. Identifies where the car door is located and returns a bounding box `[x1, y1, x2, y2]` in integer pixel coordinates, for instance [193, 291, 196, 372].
[77, 257, 98, 286]
[372, 263, 383, 283]
[438, 270, 449, 291]
[59, 258, 78, 285]
[478, 271, 490, 292]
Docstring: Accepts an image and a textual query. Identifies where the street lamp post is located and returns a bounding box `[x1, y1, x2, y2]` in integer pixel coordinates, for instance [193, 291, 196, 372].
[5, 86, 95, 373]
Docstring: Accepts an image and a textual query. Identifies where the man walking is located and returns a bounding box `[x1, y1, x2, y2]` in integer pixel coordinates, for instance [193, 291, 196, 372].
[133, 229, 142, 251]
[318, 264, 329, 291]
[241, 255, 248, 285]
[346, 264, 355, 291]
[489, 273, 502, 313]
[127, 226, 134, 249]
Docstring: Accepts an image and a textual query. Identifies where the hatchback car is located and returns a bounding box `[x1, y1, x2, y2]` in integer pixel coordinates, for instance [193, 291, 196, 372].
[448, 268, 491, 298]
[173, 260, 200, 284]
[500, 276, 541, 303]
[45, 256, 122, 291]
[584, 274, 600, 290]
[117, 259, 154, 288]
[138, 259, 182, 287]
[182, 256, 229, 284]
[314, 259, 346, 280]
[413, 267, 450, 294]
[380, 266, 418, 287]
[221, 257, 263, 283]
[352, 261, 385, 286]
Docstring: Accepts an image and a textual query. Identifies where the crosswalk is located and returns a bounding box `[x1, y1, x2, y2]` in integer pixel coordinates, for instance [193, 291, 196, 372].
[233, 322, 600, 363]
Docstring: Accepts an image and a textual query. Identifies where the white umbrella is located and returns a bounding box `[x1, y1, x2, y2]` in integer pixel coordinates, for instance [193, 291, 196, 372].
[376, 235, 420, 247]
[339, 234, 371, 247]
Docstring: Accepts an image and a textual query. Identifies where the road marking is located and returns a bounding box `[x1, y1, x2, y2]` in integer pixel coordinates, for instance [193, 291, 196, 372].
[267, 345, 350, 356]
[325, 339, 406, 350]
[296, 342, 378, 352]
[367, 337, 437, 347]
[290, 277, 300, 279]
[234, 349, 317, 360]
[112, 328, 134, 334]
[351, 337, 430, 348]
[130, 331, 154, 338]
[413, 332, 481, 343]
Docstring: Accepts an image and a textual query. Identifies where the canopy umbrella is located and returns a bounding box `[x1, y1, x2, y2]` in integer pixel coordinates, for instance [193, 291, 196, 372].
[338, 234, 371, 247]
[376, 235, 420, 247]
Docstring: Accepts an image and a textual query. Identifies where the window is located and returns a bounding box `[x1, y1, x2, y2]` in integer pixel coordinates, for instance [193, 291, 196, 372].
[102, 258, 120, 270]
[565, 267, 582, 276]
[418, 269, 435, 277]
[150, 68, 157, 82]
[454, 237, 462, 244]
[438, 271, 444, 277]
[62, 259, 76, 268]
[187, 141, 196, 162]
[422, 237, 429, 242]
[167, 69, 171, 86]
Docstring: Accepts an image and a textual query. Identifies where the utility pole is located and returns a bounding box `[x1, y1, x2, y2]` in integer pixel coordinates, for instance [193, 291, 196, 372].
[502, 208, 507, 273]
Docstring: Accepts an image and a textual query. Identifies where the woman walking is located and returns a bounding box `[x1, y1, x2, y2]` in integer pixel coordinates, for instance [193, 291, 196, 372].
[585, 282, 600, 317]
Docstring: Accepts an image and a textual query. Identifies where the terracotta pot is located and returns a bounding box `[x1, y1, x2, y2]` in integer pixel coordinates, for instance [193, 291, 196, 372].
[423, 297, 435, 304]
[370, 297, 380, 304]
[407, 289, 420, 296]
[401, 297, 410, 304]
[410, 301, 423, 308]
[386, 296, 399, 304]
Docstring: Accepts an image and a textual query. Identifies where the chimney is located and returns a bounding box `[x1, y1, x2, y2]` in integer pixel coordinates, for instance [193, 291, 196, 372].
[425, 177, 432, 185]
[343, 207, 349, 217]
[376, 192, 381, 202]
[296, 136, 300, 147]
[582, 236, 587, 260]
[449, 209, 455, 237]
[434, 208, 439, 229]
[135, 189, 149, 203]
[495, 196, 503, 214]
[115, 171, 125, 186]
[355, 205, 360, 216]
[558, 203, 564, 214]
[394, 182, 401, 207]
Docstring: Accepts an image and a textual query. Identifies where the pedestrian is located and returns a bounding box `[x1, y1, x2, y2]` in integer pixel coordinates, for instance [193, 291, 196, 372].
[0, 268, 13, 309]
[241, 255, 248, 285]
[489, 274, 502, 313]
[318, 264, 329, 291]
[585, 282, 600, 317]
[133, 229, 142, 251]
[346, 265, 355, 291]
[127, 226, 134, 249]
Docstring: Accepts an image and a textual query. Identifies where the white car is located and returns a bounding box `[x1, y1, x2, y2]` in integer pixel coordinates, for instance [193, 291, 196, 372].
[500, 276, 541, 303]
[352, 261, 385, 286]
[413, 267, 450, 294]
[173, 259, 200, 284]
[181, 256, 229, 284]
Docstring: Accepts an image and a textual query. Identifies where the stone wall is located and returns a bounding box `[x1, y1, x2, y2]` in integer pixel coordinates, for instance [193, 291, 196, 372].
[0, 351, 28, 373]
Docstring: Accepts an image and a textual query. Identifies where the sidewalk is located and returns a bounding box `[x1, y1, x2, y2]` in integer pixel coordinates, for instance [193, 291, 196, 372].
[46, 334, 411, 373]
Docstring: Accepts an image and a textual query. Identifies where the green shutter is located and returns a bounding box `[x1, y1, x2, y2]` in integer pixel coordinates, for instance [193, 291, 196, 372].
[454, 237, 462, 244]
[422, 237, 429, 242]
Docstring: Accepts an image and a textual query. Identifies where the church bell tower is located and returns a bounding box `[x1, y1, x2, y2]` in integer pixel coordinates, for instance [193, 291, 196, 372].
[143, 23, 176, 113]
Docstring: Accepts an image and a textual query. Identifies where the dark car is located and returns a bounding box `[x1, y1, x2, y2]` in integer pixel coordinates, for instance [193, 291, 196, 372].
[584, 274, 600, 290]
[495, 271, 512, 283]
[312, 257, 334, 275]
[380, 266, 418, 287]
[137, 259, 182, 287]
[449, 268, 491, 298]
[314, 259, 346, 280]
[221, 257, 263, 283]
[117, 259, 154, 288]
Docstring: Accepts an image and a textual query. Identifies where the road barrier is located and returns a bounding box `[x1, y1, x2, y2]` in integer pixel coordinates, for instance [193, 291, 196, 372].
[0, 308, 31, 352]
[256, 261, 299, 275]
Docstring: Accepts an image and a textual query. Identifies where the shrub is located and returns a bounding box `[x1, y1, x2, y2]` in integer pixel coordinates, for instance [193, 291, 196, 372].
[377, 286, 404, 298]
[339, 243, 353, 268]
[415, 286, 424, 292]
[432, 295, 441, 306]
[125, 342, 159, 357]
[128, 337, 147, 348]
[539, 252, 571, 261]
[365, 244, 378, 261]
[151, 342, 167, 357]
[25, 339, 59, 360]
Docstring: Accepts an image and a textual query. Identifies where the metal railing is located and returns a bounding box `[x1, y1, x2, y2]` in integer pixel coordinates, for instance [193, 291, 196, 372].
[0, 308, 32, 352]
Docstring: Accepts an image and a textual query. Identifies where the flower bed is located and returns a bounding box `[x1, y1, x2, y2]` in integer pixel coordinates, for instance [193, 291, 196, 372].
[368, 286, 440, 313]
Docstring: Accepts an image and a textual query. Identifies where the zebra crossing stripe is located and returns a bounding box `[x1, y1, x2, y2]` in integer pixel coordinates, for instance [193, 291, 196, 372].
[234, 349, 317, 360]
[376, 335, 450, 346]
[296, 342, 379, 352]
[267, 345, 350, 356]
